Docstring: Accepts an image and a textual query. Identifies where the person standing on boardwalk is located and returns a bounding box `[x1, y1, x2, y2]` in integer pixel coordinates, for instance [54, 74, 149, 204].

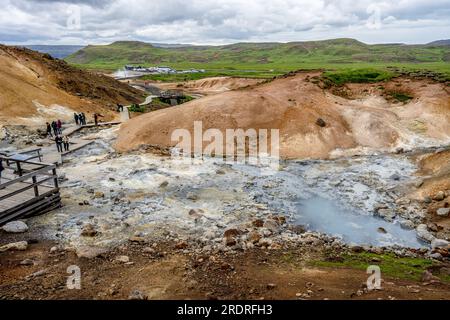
[74, 113, 79, 125]
[51, 121, 58, 136]
[63, 135, 70, 152]
[57, 119, 62, 134]
[94, 113, 104, 126]
[81, 113, 87, 125]
[46, 122, 53, 138]
[55, 135, 63, 153]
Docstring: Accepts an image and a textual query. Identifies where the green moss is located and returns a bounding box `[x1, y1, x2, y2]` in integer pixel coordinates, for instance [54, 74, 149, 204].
[388, 91, 414, 103]
[322, 68, 395, 85]
[311, 252, 448, 282]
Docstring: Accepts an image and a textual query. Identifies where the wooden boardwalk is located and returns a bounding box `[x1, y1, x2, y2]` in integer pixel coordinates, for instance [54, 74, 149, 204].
[0, 158, 60, 225]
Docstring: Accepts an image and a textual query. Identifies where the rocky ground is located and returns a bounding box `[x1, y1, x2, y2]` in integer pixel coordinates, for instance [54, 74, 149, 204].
[1, 126, 449, 300]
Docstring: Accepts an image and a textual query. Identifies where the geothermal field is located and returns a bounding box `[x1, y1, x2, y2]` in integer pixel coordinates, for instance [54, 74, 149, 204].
[0, 43, 450, 301]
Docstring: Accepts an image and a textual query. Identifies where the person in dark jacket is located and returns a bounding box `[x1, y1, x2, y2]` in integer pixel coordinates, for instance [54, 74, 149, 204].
[55, 135, 63, 153]
[81, 113, 87, 125]
[51, 121, 58, 136]
[74, 113, 79, 125]
[46, 122, 53, 138]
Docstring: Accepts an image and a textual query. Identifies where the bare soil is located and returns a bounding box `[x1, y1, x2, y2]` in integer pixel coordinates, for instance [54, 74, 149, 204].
[115, 72, 450, 159]
[1, 241, 448, 300]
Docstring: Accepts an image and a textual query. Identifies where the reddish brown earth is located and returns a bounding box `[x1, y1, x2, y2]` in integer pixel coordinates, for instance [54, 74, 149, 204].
[115, 72, 450, 159]
[1, 241, 448, 300]
[0, 45, 144, 125]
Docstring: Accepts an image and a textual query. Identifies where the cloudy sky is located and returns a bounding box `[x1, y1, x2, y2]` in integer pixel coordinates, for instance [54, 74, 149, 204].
[1, 0, 449, 45]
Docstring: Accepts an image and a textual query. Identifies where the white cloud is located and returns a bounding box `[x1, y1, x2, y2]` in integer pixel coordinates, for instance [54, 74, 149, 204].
[0, 0, 449, 45]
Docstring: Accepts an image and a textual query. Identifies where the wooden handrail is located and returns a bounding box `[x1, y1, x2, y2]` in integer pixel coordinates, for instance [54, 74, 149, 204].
[0, 164, 56, 190]
[0, 175, 57, 202]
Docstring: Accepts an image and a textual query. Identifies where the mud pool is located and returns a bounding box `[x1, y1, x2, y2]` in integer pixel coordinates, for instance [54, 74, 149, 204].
[27, 127, 429, 250]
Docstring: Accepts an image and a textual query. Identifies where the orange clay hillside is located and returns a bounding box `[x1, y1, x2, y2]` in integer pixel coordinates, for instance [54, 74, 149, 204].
[116, 71, 450, 159]
[0, 45, 143, 125]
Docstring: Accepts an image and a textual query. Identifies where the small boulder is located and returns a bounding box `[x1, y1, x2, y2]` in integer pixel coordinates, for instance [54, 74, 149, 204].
[436, 208, 450, 217]
[315, 118, 326, 127]
[76, 246, 107, 259]
[115, 255, 130, 263]
[431, 239, 449, 249]
[81, 224, 98, 237]
[0, 241, 28, 252]
[416, 224, 435, 243]
[2, 221, 28, 233]
[433, 191, 445, 201]
[159, 181, 169, 188]
[128, 290, 148, 300]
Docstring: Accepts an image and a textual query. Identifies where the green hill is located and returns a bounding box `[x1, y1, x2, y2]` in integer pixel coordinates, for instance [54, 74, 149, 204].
[66, 38, 450, 80]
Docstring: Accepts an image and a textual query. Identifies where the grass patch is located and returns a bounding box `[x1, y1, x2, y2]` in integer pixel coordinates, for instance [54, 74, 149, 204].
[323, 68, 395, 85]
[311, 252, 449, 282]
[388, 91, 414, 103]
[128, 103, 146, 113]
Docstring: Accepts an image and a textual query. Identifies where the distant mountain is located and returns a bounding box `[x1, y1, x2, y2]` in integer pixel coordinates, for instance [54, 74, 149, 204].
[427, 39, 450, 47]
[24, 45, 85, 59]
[65, 38, 450, 72]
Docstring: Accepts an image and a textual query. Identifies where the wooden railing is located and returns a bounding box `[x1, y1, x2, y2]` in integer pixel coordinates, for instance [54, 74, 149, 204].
[0, 156, 60, 225]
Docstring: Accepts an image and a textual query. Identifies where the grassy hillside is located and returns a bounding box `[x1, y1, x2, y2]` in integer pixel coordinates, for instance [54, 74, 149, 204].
[66, 38, 450, 80]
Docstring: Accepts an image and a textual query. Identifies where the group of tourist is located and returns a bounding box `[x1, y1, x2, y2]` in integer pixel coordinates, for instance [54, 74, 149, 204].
[74, 112, 87, 126]
[54, 135, 70, 153]
[46, 120, 63, 137]
[45, 120, 70, 153]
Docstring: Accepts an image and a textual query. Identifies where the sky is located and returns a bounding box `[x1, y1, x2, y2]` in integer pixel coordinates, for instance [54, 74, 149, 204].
[0, 0, 449, 45]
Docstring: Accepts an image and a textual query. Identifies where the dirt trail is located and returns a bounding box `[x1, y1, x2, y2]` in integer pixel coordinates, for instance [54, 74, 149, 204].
[116, 72, 450, 159]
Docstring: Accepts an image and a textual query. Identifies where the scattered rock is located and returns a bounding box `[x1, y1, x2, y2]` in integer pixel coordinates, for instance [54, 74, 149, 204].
[142, 247, 155, 254]
[216, 169, 226, 175]
[175, 241, 188, 250]
[76, 246, 107, 259]
[248, 231, 262, 244]
[94, 191, 105, 199]
[389, 173, 401, 181]
[0, 241, 28, 252]
[436, 208, 450, 217]
[423, 196, 432, 204]
[421, 270, 440, 283]
[350, 245, 364, 253]
[431, 239, 449, 249]
[416, 224, 435, 243]
[81, 224, 98, 237]
[252, 219, 264, 228]
[414, 180, 424, 188]
[266, 283, 277, 290]
[19, 259, 34, 266]
[315, 118, 326, 127]
[377, 227, 387, 234]
[186, 192, 198, 201]
[128, 290, 148, 300]
[400, 220, 415, 230]
[115, 255, 130, 263]
[2, 221, 28, 233]
[159, 181, 169, 188]
[433, 191, 445, 201]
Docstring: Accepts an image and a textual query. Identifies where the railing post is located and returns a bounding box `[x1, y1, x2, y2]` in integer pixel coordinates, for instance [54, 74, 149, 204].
[32, 175, 39, 197]
[52, 168, 59, 189]
[17, 161, 22, 176]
